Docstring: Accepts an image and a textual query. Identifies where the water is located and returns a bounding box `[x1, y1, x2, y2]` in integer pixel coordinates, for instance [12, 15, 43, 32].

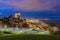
[41, 19, 60, 23]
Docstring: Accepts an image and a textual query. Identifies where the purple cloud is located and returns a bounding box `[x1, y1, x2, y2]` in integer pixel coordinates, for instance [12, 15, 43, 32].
[0, 0, 60, 11]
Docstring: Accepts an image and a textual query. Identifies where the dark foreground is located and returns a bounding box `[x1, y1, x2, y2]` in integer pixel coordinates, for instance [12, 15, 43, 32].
[0, 34, 60, 40]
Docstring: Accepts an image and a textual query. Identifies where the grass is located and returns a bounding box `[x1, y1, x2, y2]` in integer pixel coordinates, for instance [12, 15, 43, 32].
[0, 30, 60, 40]
[0, 34, 60, 40]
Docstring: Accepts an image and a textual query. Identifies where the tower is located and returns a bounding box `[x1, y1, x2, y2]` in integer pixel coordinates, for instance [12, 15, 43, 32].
[14, 11, 21, 28]
[14, 11, 21, 19]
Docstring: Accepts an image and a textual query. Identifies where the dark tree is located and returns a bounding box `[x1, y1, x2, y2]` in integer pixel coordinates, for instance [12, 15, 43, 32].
[47, 22, 55, 28]
[22, 23, 29, 28]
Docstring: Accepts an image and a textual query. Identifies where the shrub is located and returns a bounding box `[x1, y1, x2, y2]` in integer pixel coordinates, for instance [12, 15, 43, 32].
[3, 31, 12, 34]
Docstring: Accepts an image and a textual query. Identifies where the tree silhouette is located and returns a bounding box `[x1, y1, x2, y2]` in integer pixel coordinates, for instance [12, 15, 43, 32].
[22, 23, 29, 28]
[47, 22, 55, 28]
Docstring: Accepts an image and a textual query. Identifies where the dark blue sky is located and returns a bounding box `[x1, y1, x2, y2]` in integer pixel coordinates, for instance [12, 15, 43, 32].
[0, 0, 60, 18]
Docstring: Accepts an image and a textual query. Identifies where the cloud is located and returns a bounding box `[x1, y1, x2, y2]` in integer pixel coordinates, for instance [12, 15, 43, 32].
[0, 0, 60, 11]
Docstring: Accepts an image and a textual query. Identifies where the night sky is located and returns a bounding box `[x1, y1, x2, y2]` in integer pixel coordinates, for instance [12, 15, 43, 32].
[0, 0, 60, 18]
